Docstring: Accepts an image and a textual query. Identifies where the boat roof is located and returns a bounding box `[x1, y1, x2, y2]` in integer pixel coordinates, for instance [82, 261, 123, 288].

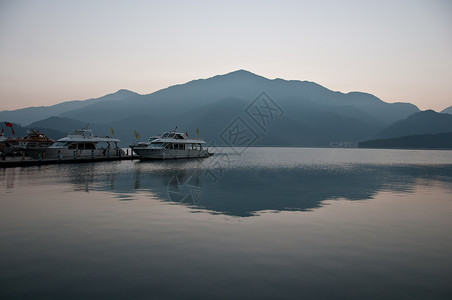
[58, 137, 121, 143]
[20, 132, 54, 142]
[152, 138, 206, 144]
[152, 131, 206, 144]
[57, 128, 120, 143]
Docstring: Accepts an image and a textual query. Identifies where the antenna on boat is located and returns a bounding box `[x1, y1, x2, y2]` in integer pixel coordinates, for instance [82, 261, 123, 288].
[173, 126, 178, 132]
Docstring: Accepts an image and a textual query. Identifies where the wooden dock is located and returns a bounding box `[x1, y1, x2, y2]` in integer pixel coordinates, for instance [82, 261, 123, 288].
[0, 155, 139, 168]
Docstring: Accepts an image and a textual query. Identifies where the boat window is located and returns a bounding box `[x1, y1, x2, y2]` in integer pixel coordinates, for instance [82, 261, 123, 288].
[84, 143, 96, 150]
[68, 143, 77, 149]
[149, 142, 164, 147]
[51, 142, 66, 147]
[162, 133, 169, 138]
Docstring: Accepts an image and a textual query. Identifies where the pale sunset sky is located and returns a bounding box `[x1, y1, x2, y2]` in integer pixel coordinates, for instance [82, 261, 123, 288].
[0, 0, 451, 111]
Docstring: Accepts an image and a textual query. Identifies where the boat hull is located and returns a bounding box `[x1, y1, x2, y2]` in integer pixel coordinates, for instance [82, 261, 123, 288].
[132, 148, 209, 160]
[25, 148, 125, 159]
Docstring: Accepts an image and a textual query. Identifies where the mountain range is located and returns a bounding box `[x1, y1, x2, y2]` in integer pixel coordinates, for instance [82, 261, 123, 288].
[1, 70, 451, 147]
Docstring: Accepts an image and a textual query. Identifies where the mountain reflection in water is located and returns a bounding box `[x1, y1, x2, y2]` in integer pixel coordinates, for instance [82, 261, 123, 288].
[6, 148, 449, 217]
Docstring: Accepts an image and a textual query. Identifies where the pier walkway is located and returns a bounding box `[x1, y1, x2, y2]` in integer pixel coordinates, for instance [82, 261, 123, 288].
[0, 155, 139, 168]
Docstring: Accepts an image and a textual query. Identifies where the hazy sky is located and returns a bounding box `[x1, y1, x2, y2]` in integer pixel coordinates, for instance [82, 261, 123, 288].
[0, 0, 451, 111]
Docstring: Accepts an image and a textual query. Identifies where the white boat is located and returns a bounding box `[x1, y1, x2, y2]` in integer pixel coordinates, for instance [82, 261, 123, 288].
[131, 131, 211, 160]
[26, 126, 125, 159]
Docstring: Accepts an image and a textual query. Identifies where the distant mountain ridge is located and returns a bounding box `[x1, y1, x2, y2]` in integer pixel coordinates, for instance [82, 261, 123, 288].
[375, 110, 452, 139]
[441, 105, 452, 115]
[0, 70, 427, 146]
[0, 89, 139, 125]
[359, 132, 452, 149]
[28, 116, 86, 135]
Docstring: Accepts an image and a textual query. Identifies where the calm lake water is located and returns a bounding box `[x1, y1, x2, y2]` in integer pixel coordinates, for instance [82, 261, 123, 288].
[1, 147, 452, 299]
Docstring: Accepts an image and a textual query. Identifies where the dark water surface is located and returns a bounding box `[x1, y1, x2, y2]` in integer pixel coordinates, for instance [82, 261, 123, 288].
[1, 148, 452, 299]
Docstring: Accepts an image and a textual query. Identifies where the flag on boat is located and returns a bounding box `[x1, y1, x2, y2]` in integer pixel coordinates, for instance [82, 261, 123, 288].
[110, 127, 115, 136]
[5, 122, 15, 135]
[134, 130, 141, 139]
[186, 132, 189, 137]
[196, 128, 199, 136]
[1, 127, 4, 135]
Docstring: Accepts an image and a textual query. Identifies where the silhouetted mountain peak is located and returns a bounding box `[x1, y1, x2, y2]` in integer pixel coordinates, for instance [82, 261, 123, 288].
[221, 69, 259, 77]
[208, 69, 269, 82]
[407, 110, 439, 120]
[115, 89, 138, 95]
[345, 91, 384, 104]
[97, 89, 140, 101]
[226, 69, 254, 75]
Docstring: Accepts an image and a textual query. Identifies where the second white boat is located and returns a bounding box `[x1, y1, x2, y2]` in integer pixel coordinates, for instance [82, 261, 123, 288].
[131, 131, 210, 160]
